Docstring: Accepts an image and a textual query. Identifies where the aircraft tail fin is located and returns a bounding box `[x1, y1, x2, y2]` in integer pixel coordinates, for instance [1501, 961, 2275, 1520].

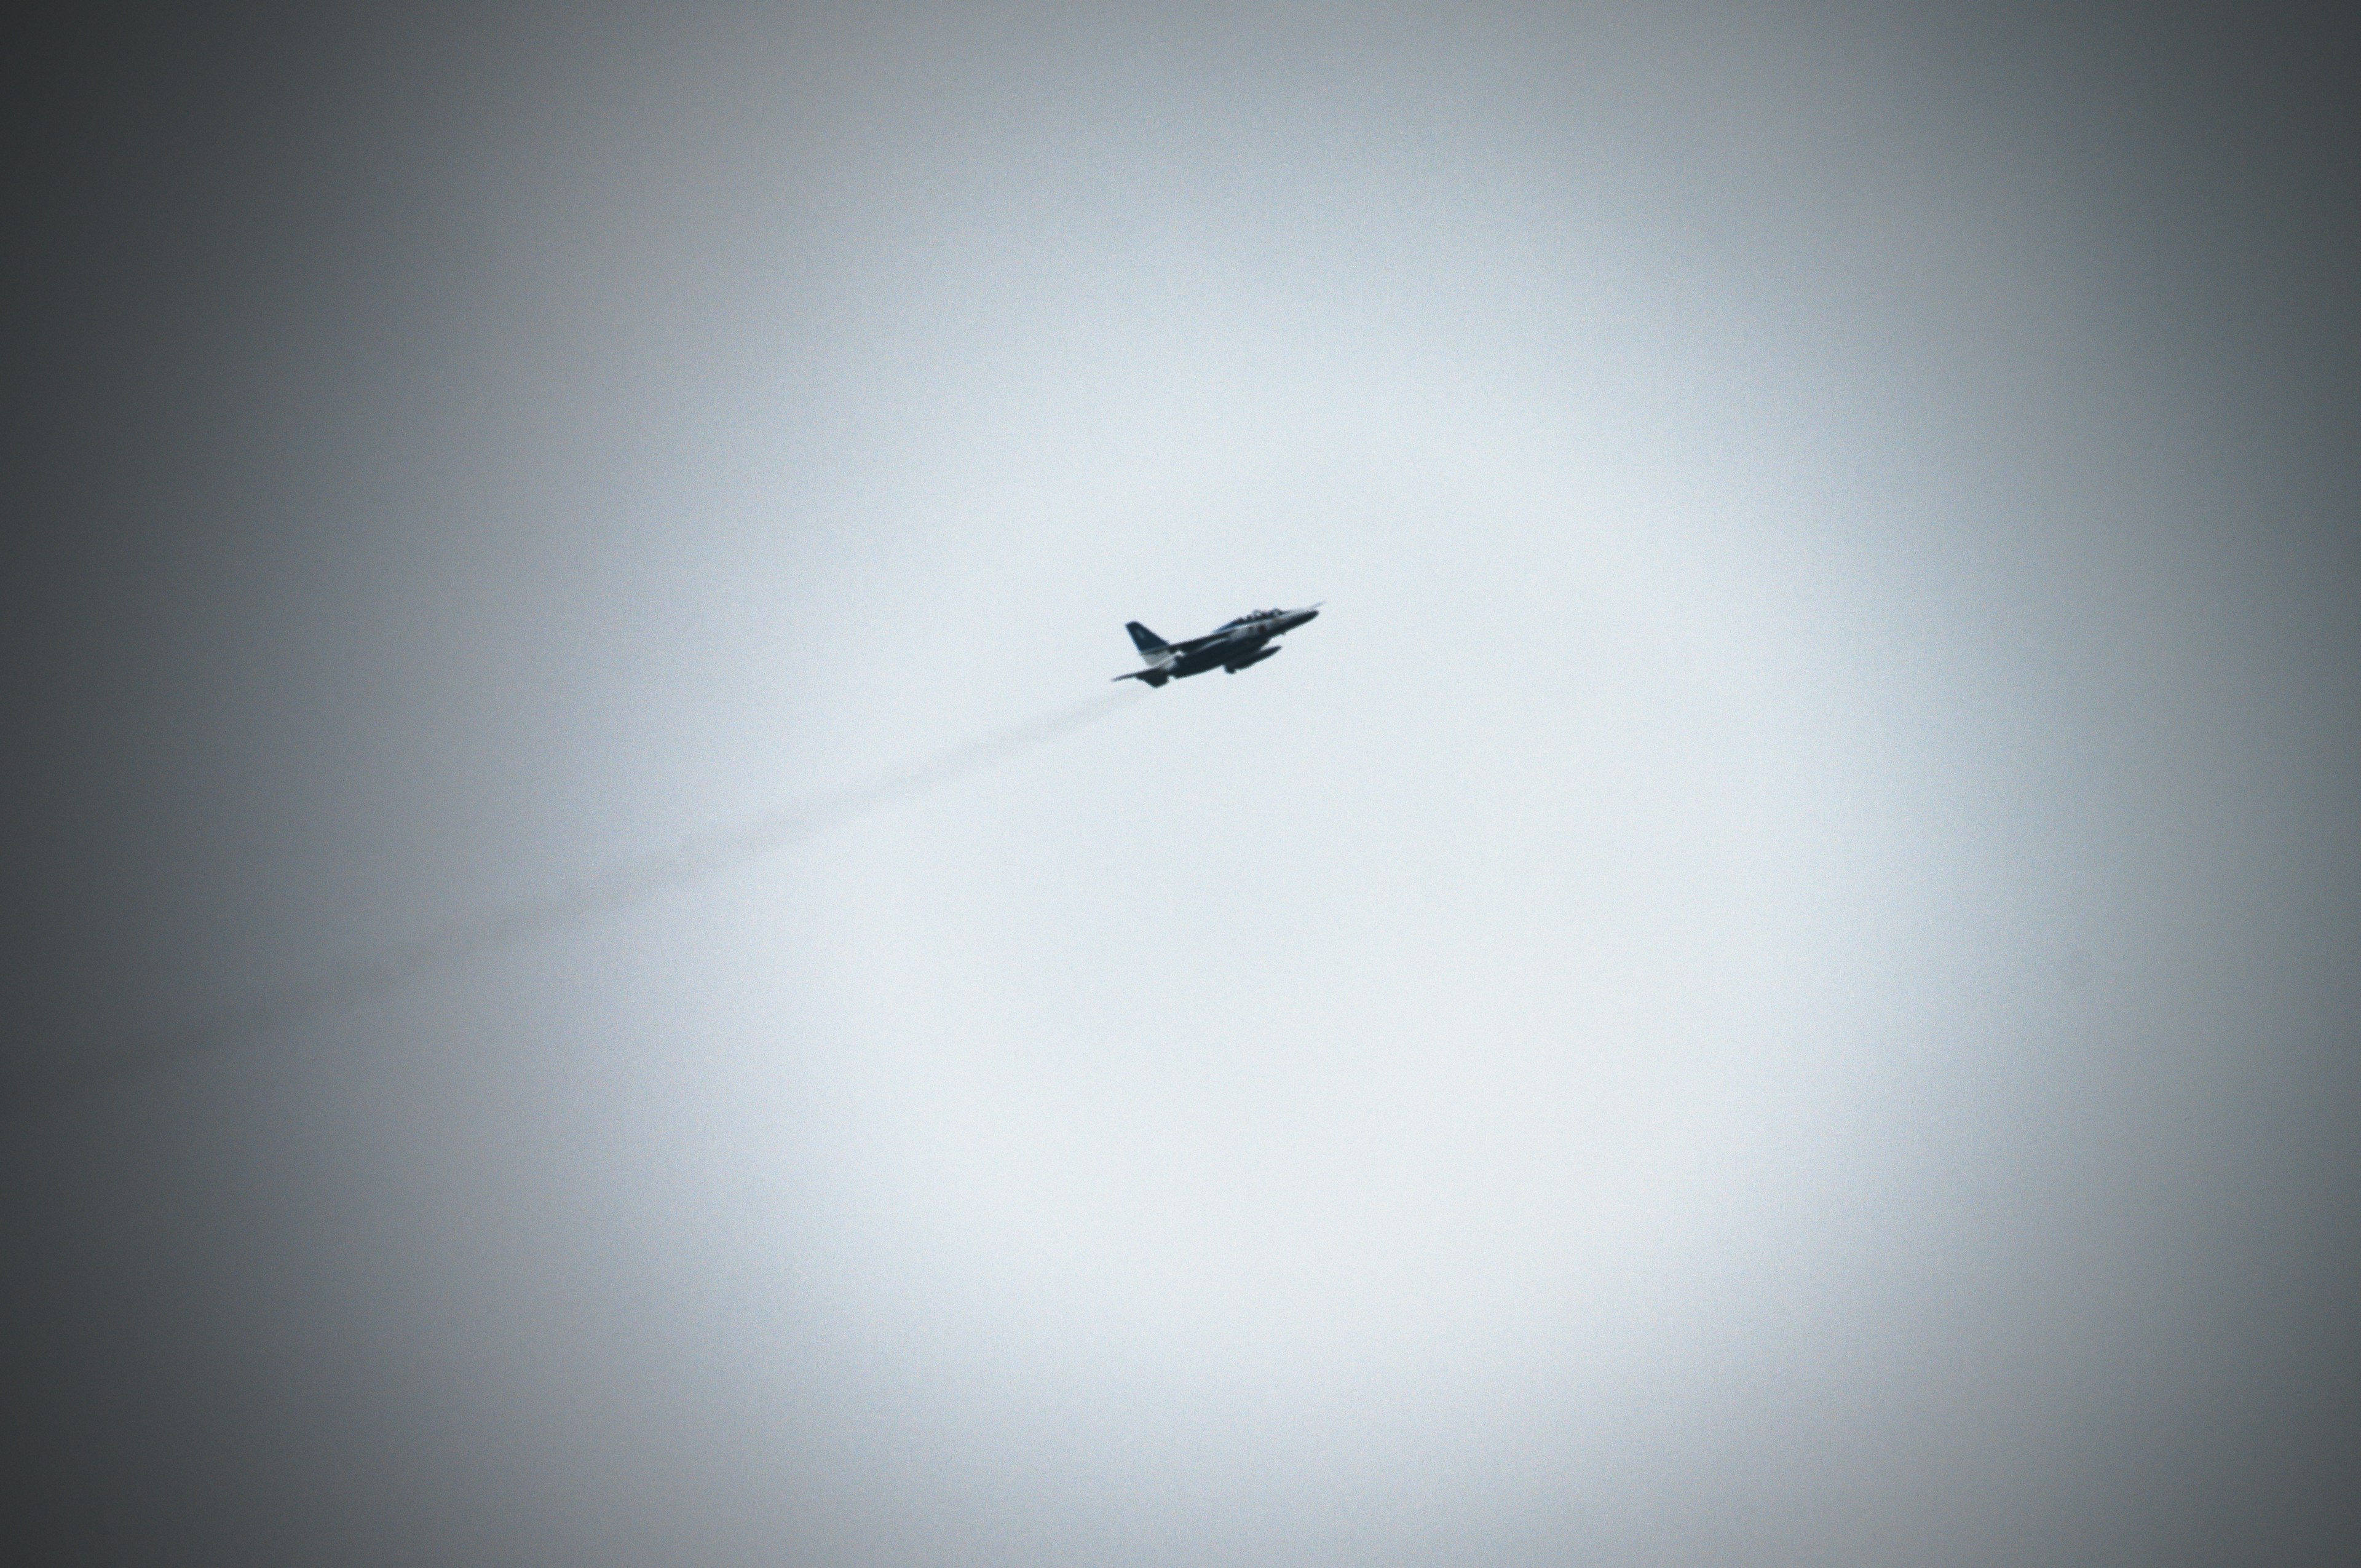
[1125, 621, 1177, 684]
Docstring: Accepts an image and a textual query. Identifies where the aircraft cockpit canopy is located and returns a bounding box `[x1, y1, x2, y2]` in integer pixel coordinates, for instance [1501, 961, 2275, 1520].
[1217, 608, 1286, 630]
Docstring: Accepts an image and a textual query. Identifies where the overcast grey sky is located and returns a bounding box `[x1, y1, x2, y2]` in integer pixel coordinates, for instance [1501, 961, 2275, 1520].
[7, 4, 2359, 1564]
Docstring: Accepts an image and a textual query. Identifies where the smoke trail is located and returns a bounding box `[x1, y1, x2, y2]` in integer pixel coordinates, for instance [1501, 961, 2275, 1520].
[10, 690, 1144, 1113]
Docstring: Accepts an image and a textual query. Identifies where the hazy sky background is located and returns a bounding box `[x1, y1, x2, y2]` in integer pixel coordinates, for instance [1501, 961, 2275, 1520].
[8, 4, 2358, 1564]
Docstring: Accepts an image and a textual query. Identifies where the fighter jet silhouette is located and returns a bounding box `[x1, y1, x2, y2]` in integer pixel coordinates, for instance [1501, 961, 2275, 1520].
[1113, 605, 1321, 687]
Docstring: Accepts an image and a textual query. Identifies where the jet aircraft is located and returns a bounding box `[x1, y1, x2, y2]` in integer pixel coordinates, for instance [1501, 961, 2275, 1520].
[1113, 604, 1321, 687]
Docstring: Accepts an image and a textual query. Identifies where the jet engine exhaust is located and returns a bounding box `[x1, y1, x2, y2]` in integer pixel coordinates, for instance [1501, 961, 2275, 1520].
[8, 690, 1144, 1113]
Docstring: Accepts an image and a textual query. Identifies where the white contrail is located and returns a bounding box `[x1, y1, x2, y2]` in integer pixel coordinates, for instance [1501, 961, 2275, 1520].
[12, 690, 1144, 1111]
